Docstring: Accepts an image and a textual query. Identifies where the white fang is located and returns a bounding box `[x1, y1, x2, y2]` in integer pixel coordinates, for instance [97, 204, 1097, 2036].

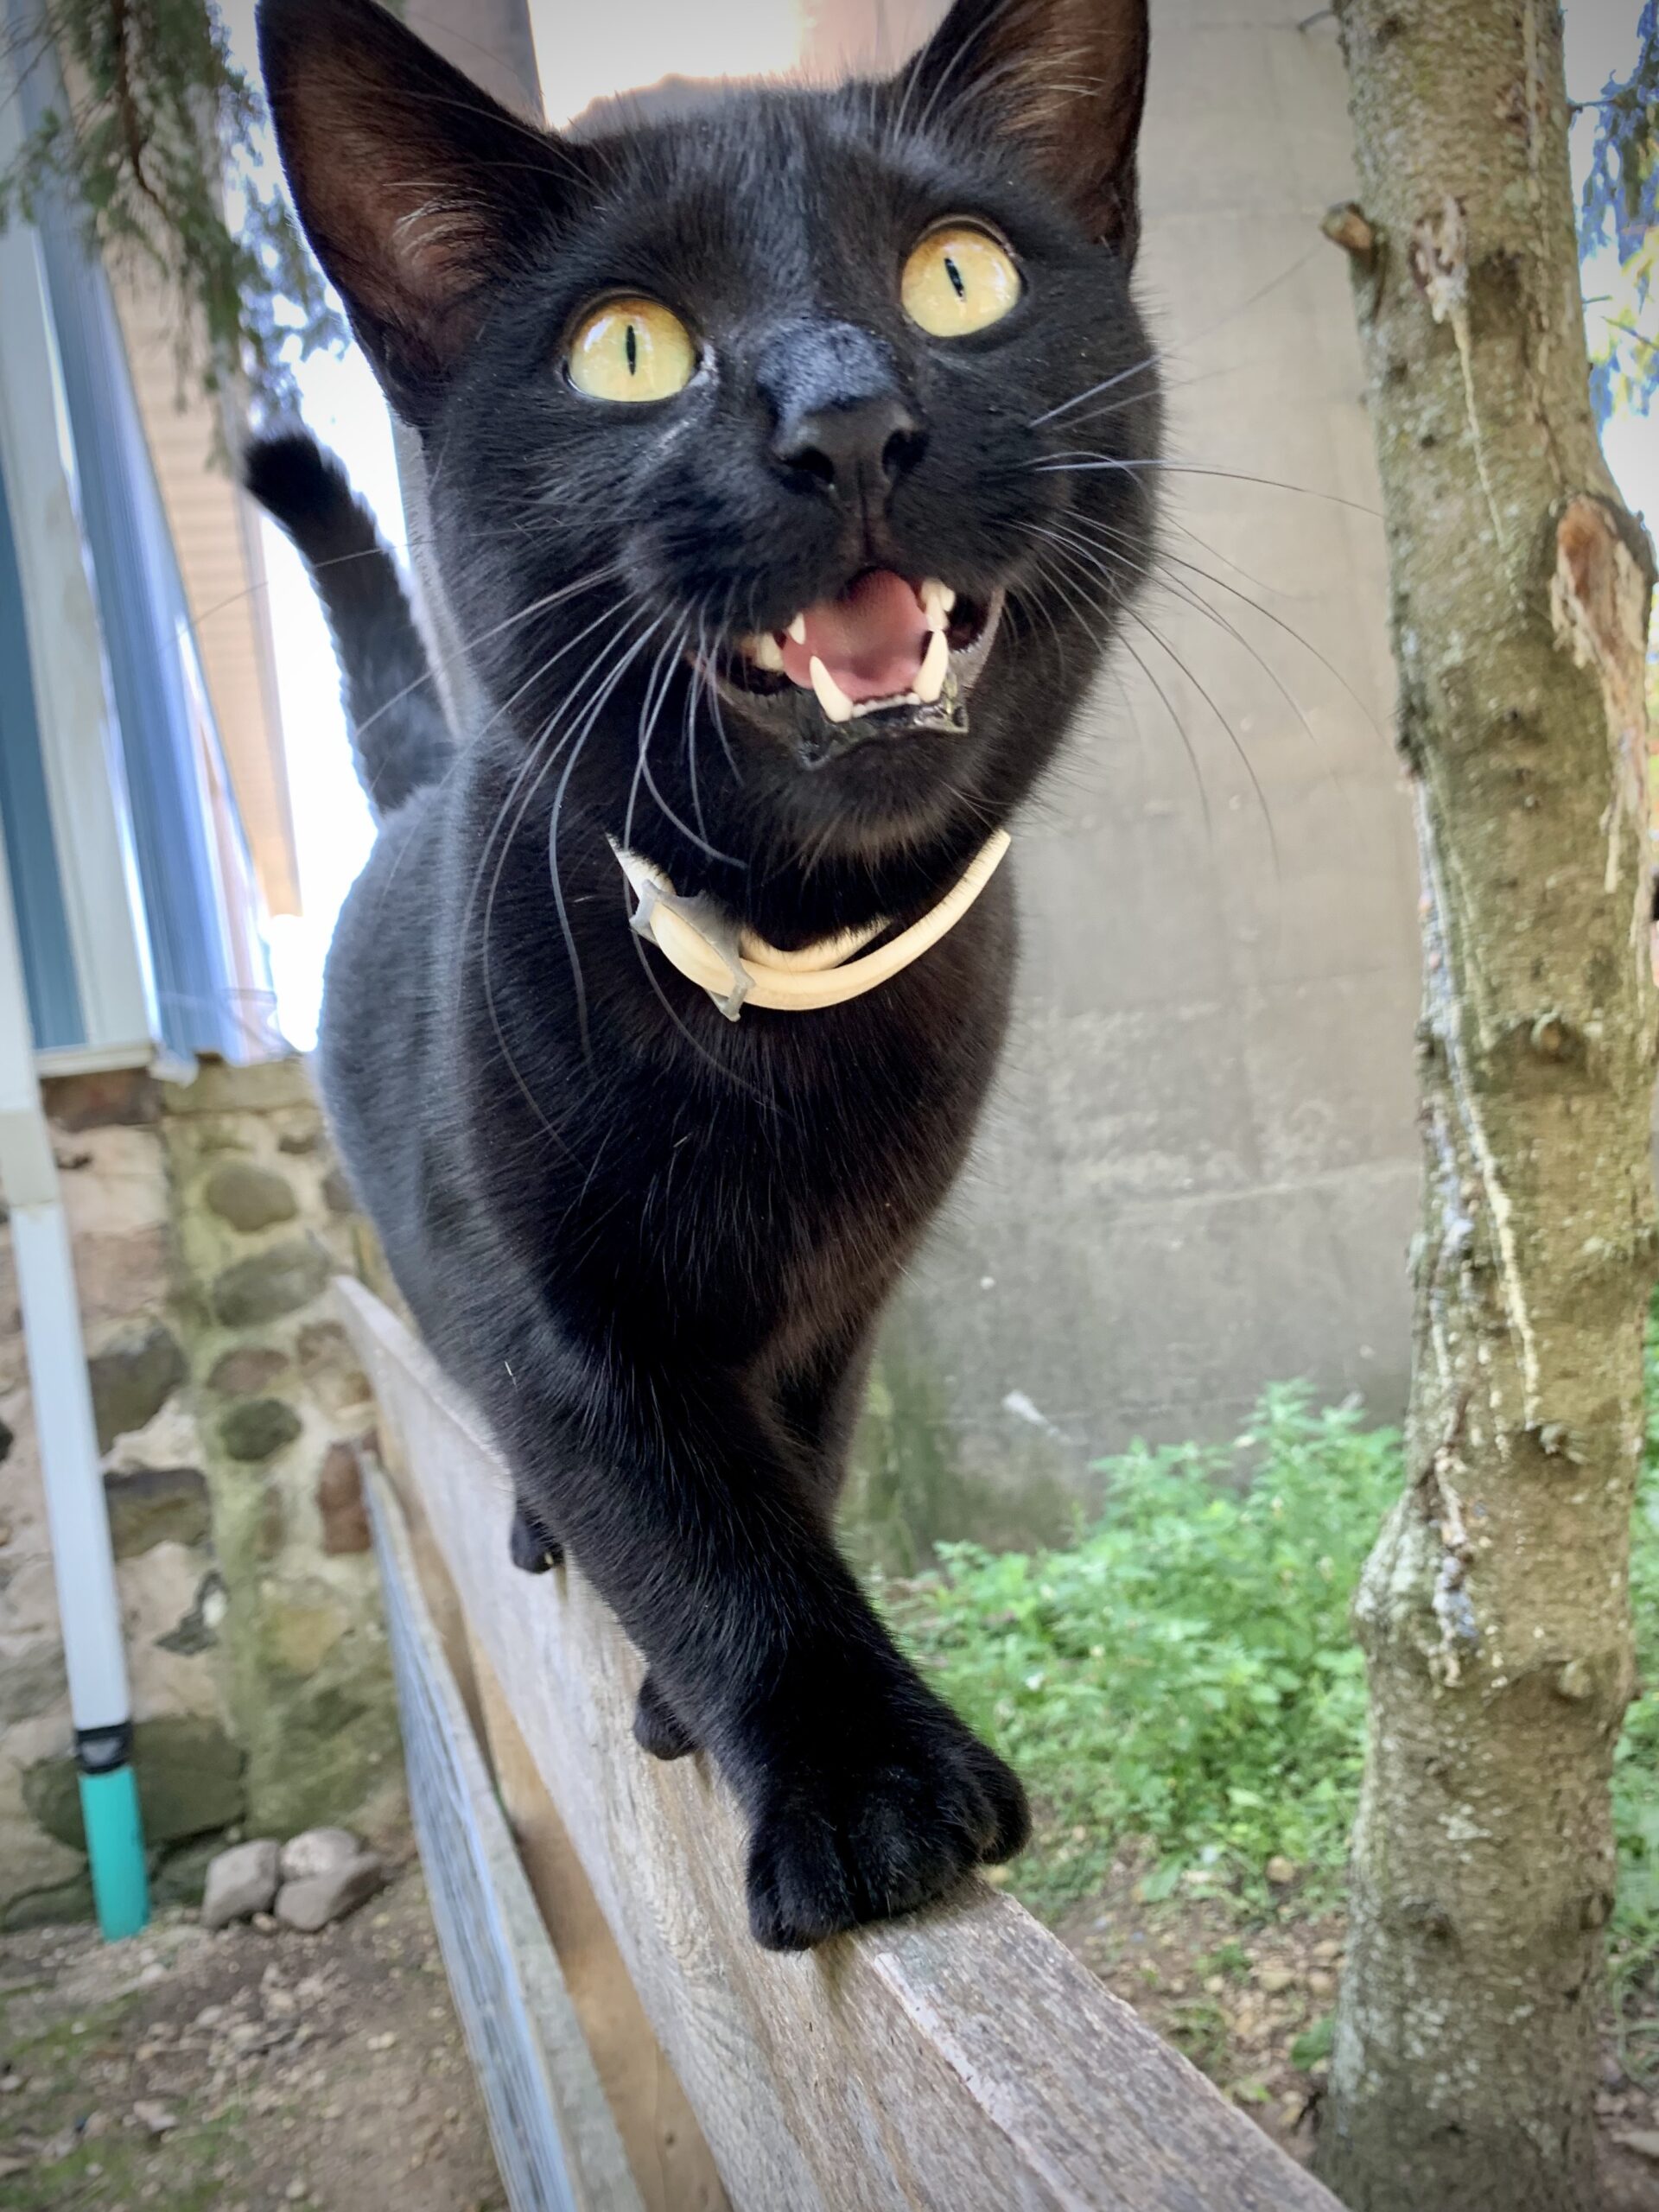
[808, 656, 855, 723]
[914, 629, 950, 703]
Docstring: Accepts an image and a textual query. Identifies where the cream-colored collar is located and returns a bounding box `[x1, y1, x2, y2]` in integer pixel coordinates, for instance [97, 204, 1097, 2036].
[610, 829, 1011, 1021]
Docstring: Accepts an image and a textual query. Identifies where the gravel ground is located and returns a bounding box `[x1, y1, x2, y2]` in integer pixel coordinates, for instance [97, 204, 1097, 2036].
[11, 1844, 1658, 2209]
[0, 1863, 501, 2212]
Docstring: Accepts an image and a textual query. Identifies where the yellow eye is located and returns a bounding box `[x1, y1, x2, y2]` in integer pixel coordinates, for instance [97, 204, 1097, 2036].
[901, 225, 1020, 339]
[567, 296, 696, 403]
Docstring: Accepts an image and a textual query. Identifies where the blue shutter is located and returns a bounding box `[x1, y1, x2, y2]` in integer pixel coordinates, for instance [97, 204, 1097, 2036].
[12, 22, 246, 1063]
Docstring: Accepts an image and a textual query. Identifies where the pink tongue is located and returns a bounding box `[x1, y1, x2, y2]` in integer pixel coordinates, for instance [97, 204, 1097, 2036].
[779, 570, 927, 702]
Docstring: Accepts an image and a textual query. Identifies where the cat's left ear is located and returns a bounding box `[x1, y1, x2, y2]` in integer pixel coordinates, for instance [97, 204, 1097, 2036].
[257, 0, 588, 425]
[894, 0, 1150, 263]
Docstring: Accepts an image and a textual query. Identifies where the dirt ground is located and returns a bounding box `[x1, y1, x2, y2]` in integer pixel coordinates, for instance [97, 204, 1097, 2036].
[1049, 1858, 1659, 2211]
[0, 1862, 500, 2212]
[10, 1844, 1659, 2209]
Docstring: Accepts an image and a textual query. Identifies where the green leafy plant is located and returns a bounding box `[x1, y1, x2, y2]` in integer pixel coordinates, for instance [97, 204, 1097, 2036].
[0, 0, 341, 410]
[887, 1360, 1659, 2010]
[883, 1383, 1400, 1916]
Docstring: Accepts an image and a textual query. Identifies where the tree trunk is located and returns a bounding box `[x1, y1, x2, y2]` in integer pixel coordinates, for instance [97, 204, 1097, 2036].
[1315, 6, 1658, 2210]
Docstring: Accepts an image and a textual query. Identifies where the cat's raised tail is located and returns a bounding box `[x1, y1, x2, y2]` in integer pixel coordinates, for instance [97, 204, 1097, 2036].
[244, 430, 452, 818]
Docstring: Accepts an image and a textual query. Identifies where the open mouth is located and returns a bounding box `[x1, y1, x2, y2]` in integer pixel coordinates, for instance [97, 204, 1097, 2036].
[708, 570, 1004, 766]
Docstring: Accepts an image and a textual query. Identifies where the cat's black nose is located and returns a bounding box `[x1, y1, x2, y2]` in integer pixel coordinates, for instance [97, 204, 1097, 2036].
[772, 393, 927, 505]
[759, 322, 927, 511]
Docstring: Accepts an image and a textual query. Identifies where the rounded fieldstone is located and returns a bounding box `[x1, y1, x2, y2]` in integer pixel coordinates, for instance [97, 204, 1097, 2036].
[24, 1715, 245, 1850]
[295, 1322, 372, 1414]
[219, 1398, 302, 1463]
[316, 1443, 371, 1554]
[321, 1168, 354, 1216]
[257, 1484, 287, 1560]
[41, 1065, 159, 1130]
[87, 1324, 188, 1452]
[266, 1595, 346, 1675]
[203, 1160, 300, 1234]
[103, 1465, 211, 1557]
[278, 1827, 359, 1882]
[274, 1851, 384, 1931]
[0, 1636, 69, 1726]
[201, 1838, 282, 1929]
[207, 1345, 290, 1397]
[3, 1872, 95, 1932]
[211, 1236, 329, 1328]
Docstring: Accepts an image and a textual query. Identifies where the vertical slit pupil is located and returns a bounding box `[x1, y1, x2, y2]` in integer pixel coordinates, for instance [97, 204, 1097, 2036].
[626, 321, 639, 375]
[944, 254, 966, 301]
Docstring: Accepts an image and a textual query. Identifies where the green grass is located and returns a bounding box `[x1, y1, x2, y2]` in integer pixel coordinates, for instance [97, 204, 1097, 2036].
[885, 1344, 1659, 1986]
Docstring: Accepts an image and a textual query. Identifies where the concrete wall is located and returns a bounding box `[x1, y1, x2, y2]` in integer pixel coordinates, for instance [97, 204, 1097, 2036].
[818, 0, 1422, 1555]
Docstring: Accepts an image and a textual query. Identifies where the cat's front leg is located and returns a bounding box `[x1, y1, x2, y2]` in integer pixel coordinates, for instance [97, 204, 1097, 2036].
[496, 1350, 1027, 1948]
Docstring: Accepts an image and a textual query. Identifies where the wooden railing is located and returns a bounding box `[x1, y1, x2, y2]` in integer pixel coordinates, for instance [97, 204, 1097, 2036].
[339, 1279, 1341, 2212]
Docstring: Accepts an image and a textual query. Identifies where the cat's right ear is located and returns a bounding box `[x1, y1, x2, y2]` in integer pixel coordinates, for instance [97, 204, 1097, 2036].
[257, 0, 584, 425]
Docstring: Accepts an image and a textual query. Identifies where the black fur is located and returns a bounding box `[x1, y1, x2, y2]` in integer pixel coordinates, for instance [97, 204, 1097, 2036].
[505, 1499, 563, 1575]
[252, 0, 1158, 1949]
[243, 432, 451, 816]
[632, 1673, 700, 1763]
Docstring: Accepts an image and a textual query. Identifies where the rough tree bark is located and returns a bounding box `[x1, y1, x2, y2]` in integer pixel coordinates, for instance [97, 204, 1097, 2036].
[1315, 6, 1658, 2210]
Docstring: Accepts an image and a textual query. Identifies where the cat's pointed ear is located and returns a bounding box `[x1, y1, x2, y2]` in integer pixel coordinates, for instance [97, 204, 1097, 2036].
[257, 0, 582, 423]
[895, 0, 1150, 262]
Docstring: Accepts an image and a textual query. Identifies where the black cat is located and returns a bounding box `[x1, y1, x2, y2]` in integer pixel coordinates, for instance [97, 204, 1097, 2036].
[250, 0, 1157, 1950]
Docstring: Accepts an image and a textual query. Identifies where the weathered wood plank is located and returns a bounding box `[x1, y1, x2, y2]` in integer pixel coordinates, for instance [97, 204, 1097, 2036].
[340, 1278, 1341, 2212]
[469, 1639, 730, 2212]
[364, 1454, 645, 2212]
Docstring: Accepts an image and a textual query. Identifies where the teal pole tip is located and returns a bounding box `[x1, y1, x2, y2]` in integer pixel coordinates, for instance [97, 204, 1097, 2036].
[78, 1765, 149, 1941]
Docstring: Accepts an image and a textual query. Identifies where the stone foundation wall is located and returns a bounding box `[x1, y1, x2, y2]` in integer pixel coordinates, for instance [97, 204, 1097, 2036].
[0, 1060, 400, 1929]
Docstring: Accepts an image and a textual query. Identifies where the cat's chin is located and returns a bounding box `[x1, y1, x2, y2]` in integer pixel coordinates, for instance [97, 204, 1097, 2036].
[705, 588, 1005, 772]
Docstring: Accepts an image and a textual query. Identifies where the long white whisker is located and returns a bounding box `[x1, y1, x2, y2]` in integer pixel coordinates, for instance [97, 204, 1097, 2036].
[1058, 509, 1375, 749]
[683, 610, 712, 846]
[627, 620, 740, 864]
[351, 561, 625, 749]
[548, 617, 671, 1061]
[1030, 246, 1319, 428]
[461, 590, 646, 963]
[1031, 455, 1381, 519]
[467, 605, 653, 1142]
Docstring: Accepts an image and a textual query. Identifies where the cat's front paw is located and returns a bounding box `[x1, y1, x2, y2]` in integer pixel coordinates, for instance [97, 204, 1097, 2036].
[742, 1698, 1028, 1951]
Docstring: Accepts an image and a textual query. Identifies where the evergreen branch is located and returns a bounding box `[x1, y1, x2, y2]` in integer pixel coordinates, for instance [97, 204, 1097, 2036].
[0, 0, 346, 435]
